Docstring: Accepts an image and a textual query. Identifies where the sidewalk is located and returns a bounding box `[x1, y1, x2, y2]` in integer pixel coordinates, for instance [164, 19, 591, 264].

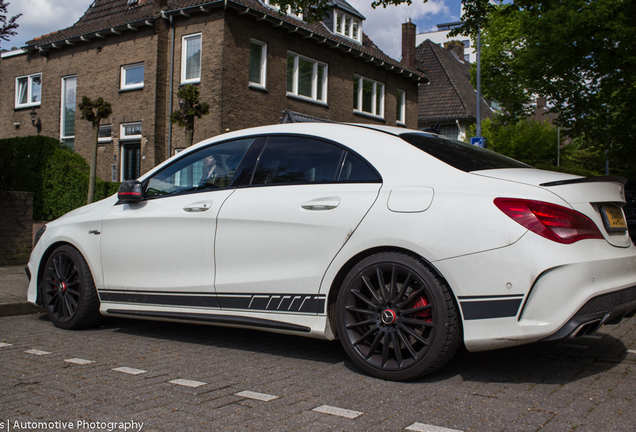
[0, 265, 42, 317]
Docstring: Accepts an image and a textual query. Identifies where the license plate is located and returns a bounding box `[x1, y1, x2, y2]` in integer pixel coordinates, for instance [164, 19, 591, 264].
[601, 206, 627, 232]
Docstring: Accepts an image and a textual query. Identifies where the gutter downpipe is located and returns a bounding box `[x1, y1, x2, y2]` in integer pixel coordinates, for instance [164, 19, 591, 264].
[168, 13, 175, 158]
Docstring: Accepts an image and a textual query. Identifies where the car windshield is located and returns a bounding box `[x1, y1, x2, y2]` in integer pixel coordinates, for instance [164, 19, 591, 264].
[400, 133, 531, 172]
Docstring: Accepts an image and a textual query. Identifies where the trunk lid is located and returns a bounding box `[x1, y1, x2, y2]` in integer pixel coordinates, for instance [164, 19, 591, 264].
[473, 169, 630, 247]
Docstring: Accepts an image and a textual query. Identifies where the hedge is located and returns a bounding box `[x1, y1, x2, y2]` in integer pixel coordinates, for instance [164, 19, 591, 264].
[0, 136, 120, 221]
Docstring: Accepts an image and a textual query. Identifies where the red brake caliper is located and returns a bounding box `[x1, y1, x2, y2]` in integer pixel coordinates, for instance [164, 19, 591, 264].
[411, 295, 432, 322]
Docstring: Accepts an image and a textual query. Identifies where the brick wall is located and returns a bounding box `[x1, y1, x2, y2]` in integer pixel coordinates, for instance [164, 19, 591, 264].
[1, 7, 421, 178]
[0, 191, 33, 266]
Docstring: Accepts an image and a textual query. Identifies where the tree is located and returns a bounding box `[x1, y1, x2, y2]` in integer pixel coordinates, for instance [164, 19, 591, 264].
[78, 96, 112, 204]
[465, 0, 636, 178]
[170, 84, 210, 148]
[0, 1, 20, 48]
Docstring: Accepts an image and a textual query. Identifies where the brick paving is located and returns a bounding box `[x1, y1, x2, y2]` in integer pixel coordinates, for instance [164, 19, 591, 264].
[1, 311, 635, 431]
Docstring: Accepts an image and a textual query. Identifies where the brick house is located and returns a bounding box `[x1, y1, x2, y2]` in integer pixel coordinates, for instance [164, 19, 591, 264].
[0, 0, 426, 182]
[413, 39, 493, 140]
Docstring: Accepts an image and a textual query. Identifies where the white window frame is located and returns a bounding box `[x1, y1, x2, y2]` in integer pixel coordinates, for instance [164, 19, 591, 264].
[60, 75, 77, 148]
[15, 73, 42, 109]
[262, 0, 303, 20]
[181, 33, 202, 84]
[248, 39, 267, 89]
[98, 124, 113, 143]
[120, 62, 144, 90]
[396, 89, 406, 125]
[120, 122, 142, 141]
[333, 10, 362, 43]
[287, 52, 328, 104]
[354, 74, 385, 119]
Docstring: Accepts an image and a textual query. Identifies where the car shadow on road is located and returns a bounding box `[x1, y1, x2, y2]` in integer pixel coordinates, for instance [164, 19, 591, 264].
[40, 314, 630, 385]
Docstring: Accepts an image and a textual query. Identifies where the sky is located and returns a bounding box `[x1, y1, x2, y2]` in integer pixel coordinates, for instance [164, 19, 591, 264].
[1, 0, 463, 59]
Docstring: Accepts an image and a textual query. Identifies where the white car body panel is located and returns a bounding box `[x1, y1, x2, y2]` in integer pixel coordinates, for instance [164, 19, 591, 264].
[26, 122, 636, 368]
[214, 183, 380, 298]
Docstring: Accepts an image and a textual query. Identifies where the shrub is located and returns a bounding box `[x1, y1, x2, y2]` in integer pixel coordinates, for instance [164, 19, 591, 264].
[0, 136, 119, 220]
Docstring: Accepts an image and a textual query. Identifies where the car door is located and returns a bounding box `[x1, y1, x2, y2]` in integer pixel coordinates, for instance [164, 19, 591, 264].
[214, 135, 382, 313]
[99, 138, 254, 300]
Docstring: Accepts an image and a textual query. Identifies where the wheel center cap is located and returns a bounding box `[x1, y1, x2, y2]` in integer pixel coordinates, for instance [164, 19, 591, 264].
[58, 282, 67, 293]
[381, 309, 397, 325]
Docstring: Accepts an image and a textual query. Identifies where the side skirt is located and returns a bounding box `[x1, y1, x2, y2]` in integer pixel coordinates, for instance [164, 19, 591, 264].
[105, 309, 311, 333]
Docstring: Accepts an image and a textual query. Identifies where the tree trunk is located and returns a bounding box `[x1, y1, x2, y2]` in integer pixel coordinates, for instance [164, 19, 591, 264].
[87, 121, 99, 204]
[185, 126, 194, 148]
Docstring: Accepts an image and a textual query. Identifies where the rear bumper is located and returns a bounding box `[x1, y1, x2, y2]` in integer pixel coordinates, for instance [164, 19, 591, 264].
[543, 285, 636, 340]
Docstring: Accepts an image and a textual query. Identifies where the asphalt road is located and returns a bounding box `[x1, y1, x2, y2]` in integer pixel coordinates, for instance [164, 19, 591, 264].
[1, 311, 635, 432]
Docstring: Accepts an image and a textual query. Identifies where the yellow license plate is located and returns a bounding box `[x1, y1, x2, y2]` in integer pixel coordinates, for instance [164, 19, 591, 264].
[601, 206, 627, 232]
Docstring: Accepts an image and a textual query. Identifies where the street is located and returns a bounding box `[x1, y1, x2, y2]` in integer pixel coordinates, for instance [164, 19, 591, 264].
[1, 312, 635, 431]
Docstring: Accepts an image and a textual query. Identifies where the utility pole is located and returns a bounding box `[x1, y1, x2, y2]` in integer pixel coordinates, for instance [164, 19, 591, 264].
[476, 26, 481, 138]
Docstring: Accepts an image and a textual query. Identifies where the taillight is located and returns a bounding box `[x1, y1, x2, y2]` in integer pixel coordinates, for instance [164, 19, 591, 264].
[494, 198, 603, 244]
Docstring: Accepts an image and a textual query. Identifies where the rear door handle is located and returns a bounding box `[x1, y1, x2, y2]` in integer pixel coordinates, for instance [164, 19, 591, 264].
[183, 201, 213, 212]
[301, 197, 340, 211]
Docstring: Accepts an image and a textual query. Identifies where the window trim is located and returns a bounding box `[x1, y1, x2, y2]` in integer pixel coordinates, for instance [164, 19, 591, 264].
[60, 75, 76, 148]
[15, 73, 42, 109]
[120, 122, 142, 141]
[120, 62, 145, 91]
[286, 51, 328, 104]
[181, 33, 202, 84]
[248, 39, 267, 90]
[396, 88, 406, 126]
[333, 10, 362, 43]
[353, 74, 385, 119]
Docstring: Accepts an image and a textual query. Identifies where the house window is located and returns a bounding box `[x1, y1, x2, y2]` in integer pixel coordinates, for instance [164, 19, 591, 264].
[396, 89, 406, 125]
[353, 75, 384, 118]
[249, 39, 267, 89]
[181, 33, 201, 83]
[120, 122, 142, 140]
[98, 124, 112, 143]
[60, 76, 76, 150]
[121, 63, 144, 90]
[286, 52, 327, 103]
[334, 10, 362, 43]
[439, 124, 460, 140]
[15, 73, 42, 108]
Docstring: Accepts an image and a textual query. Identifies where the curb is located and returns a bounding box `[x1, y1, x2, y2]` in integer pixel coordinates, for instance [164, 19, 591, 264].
[0, 302, 43, 318]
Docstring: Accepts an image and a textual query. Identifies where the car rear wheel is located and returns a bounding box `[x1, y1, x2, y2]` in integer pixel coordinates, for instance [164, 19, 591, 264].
[42, 245, 102, 330]
[336, 252, 461, 381]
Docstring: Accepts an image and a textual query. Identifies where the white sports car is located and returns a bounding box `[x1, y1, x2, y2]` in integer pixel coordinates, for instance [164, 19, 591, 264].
[26, 123, 636, 380]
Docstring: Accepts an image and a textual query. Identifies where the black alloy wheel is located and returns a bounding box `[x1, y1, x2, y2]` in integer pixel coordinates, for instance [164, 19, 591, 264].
[336, 252, 461, 381]
[42, 245, 102, 330]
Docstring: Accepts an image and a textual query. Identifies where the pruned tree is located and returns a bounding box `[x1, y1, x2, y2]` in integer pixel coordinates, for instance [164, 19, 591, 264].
[79, 96, 112, 204]
[170, 84, 210, 148]
[0, 1, 21, 48]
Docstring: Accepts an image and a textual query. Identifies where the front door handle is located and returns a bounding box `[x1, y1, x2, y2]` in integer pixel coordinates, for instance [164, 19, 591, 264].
[183, 201, 213, 212]
[301, 197, 340, 211]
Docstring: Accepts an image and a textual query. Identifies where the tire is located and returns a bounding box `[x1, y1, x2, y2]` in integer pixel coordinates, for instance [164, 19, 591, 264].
[336, 252, 461, 381]
[42, 245, 102, 330]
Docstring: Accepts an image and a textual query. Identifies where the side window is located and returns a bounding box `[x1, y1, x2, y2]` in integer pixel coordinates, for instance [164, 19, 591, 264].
[340, 152, 381, 182]
[252, 137, 344, 185]
[145, 139, 254, 197]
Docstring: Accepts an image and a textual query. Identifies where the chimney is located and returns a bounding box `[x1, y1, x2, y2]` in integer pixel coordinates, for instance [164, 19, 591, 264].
[401, 19, 416, 69]
[444, 41, 465, 61]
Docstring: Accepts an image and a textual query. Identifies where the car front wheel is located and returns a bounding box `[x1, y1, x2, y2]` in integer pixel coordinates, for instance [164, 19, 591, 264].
[336, 252, 461, 381]
[42, 245, 102, 330]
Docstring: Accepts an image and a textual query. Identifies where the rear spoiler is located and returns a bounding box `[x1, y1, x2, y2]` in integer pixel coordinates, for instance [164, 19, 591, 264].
[540, 176, 627, 187]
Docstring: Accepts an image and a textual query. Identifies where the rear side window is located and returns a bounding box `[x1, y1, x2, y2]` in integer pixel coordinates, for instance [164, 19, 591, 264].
[400, 133, 530, 172]
[251, 136, 380, 185]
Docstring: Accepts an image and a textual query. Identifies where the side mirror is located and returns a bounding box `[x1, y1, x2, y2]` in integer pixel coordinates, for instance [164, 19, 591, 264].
[118, 180, 144, 203]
